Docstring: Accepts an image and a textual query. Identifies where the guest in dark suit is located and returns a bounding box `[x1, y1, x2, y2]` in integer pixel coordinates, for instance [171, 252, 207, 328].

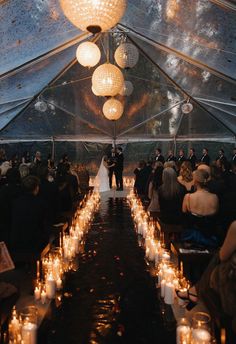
[115, 147, 124, 191]
[188, 148, 197, 170]
[166, 150, 176, 162]
[232, 147, 236, 167]
[177, 149, 186, 163]
[216, 149, 227, 165]
[200, 148, 210, 165]
[155, 148, 165, 164]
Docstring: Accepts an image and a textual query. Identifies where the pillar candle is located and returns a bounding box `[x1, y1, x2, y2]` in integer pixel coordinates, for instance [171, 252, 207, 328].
[41, 289, 46, 304]
[46, 274, 56, 299]
[191, 329, 211, 344]
[164, 282, 175, 305]
[34, 287, 41, 301]
[161, 279, 166, 298]
[21, 322, 37, 344]
[176, 325, 191, 344]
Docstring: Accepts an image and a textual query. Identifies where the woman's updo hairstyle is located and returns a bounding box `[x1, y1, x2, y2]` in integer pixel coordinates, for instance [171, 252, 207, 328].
[193, 169, 209, 188]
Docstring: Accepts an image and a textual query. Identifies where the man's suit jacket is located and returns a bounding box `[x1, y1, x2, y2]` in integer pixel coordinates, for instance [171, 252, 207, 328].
[177, 156, 186, 163]
[116, 153, 124, 171]
[200, 154, 210, 165]
[155, 155, 165, 164]
[166, 155, 176, 162]
[188, 154, 197, 169]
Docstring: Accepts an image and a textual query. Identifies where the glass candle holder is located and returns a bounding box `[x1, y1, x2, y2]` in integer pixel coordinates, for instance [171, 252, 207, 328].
[20, 306, 38, 344]
[176, 317, 191, 344]
[191, 312, 211, 344]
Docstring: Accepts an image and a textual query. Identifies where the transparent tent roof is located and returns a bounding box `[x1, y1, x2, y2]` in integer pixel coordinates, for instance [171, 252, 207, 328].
[0, 0, 236, 145]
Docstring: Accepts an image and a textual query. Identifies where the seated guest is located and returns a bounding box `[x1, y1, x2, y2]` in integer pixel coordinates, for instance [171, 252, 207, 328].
[207, 163, 225, 198]
[177, 221, 236, 340]
[37, 165, 59, 224]
[148, 165, 163, 212]
[77, 164, 90, 194]
[177, 161, 194, 192]
[134, 160, 149, 196]
[182, 169, 219, 247]
[55, 168, 73, 213]
[0, 169, 22, 246]
[33, 151, 42, 165]
[158, 167, 186, 225]
[19, 164, 30, 179]
[10, 176, 48, 256]
[21, 151, 31, 164]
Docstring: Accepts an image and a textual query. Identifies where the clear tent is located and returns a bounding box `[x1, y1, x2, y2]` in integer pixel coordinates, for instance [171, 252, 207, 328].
[0, 0, 236, 172]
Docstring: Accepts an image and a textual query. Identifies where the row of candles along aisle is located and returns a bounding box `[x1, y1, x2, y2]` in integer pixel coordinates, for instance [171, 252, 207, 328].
[8, 191, 100, 344]
[127, 189, 213, 344]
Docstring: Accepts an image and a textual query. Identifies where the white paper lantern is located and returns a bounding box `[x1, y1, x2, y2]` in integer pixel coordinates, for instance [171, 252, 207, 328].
[76, 42, 101, 67]
[92, 63, 124, 97]
[119, 80, 134, 96]
[60, 0, 126, 33]
[181, 102, 193, 114]
[34, 101, 47, 112]
[103, 98, 124, 120]
[114, 43, 139, 69]
[91, 85, 101, 96]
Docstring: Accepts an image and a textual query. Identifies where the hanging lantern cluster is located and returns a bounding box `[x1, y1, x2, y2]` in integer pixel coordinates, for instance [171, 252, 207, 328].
[60, 0, 139, 121]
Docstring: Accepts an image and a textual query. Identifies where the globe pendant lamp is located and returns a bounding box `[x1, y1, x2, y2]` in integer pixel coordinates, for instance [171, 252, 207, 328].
[34, 100, 47, 112]
[114, 43, 139, 69]
[181, 102, 193, 114]
[92, 63, 124, 97]
[60, 0, 127, 34]
[76, 42, 101, 67]
[91, 85, 101, 96]
[119, 80, 134, 96]
[103, 98, 124, 120]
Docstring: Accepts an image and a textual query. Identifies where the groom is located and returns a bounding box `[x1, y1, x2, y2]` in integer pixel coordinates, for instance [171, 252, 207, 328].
[115, 147, 124, 191]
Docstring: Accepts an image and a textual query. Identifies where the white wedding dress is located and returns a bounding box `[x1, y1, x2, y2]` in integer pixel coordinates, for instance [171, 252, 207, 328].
[94, 156, 110, 192]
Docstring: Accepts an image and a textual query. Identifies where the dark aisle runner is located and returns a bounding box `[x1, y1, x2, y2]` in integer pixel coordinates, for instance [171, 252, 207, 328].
[40, 198, 176, 344]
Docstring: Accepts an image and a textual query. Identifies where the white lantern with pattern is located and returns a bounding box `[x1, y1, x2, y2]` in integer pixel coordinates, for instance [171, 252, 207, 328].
[119, 80, 134, 96]
[60, 0, 127, 34]
[76, 42, 101, 67]
[114, 43, 139, 69]
[103, 98, 124, 120]
[92, 63, 124, 97]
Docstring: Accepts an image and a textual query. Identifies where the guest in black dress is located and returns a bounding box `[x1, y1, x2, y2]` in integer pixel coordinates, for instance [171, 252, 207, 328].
[158, 167, 186, 225]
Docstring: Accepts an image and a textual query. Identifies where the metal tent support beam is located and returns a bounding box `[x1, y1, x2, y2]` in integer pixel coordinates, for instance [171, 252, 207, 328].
[198, 100, 236, 118]
[210, 0, 236, 11]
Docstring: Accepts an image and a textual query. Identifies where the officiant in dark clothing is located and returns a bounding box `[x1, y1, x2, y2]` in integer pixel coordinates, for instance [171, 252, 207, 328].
[115, 147, 124, 191]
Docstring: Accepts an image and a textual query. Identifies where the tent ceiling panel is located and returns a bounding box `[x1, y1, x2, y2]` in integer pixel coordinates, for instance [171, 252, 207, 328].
[0, 0, 81, 75]
[129, 35, 236, 104]
[0, 101, 110, 140]
[0, 103, 30, 131]
[121, 0, 236, 78]
[199, 104, 236, 133]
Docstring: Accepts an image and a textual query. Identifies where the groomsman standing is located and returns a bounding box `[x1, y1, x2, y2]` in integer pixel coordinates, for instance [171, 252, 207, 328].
[232, 147, 236, 166]
[155, 148, 165, 164]
[200, 148, 210, 165]
[216, 149, 227, 164]
[115, 147, 124, 191]
[107, 148, 116, 189]
[166, 150, 176, 162]
[177, 149, 186, 163]
[188, 148, 197, 170]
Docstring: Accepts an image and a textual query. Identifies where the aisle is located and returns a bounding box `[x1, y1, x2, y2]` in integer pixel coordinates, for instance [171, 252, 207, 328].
[40, 197, 176, 344]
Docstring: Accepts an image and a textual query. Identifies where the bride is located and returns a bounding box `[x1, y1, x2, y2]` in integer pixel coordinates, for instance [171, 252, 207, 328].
[94, 156, 110, 192]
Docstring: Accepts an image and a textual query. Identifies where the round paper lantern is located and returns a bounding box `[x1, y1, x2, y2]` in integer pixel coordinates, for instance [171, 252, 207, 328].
[92, 63, 124, 97]
[91, 85, 101, 96]
[76, 42, 101, 67]
[60, 0, 126, 33]
[119, 80, 134, 96]
[103, 98, 124, 120]
[181, 102, 193, 114]
[114, 43, 139, 69]
[34, 101, 47, 112]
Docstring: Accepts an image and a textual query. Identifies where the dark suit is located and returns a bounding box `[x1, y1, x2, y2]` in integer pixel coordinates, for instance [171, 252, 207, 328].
[188, 154, 197, 170]
[216, 155, 227, 165]
[177, 155, 186, 163]
[155, 154, 165, 164]
[115, 153, 124, 190]
[107, 156, 116, 189]
[166, 155, 176, 162]
[232, 154, 236, 166]
[200, 154, 210, 165]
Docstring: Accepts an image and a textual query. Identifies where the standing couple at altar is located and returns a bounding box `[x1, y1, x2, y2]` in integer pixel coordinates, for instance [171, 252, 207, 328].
[95, 147, 124, 193]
